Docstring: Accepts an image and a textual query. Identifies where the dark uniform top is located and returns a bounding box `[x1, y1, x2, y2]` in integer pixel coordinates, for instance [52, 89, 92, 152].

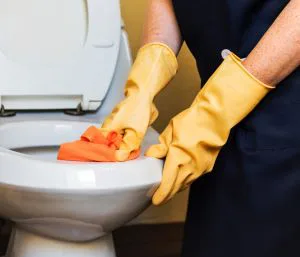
[171, 1, 300, 256]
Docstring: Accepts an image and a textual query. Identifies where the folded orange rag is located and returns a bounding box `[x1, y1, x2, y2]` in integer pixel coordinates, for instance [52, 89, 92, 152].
[57, 126, 140, 162]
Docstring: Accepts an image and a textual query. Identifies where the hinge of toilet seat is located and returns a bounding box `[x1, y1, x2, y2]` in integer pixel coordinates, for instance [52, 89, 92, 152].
[0, 105, 16, 117]
[64, 103, 86, 116]
[0, 104, 87, 117]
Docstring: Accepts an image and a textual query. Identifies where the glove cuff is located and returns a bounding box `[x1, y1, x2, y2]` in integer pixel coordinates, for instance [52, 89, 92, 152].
[229, 52, 275, 89]
[138, 42, 178, 74]
[125, 42, 178, 98]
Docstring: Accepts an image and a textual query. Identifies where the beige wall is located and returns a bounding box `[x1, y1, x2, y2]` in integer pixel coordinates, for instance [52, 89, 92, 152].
[121, 0, 201, 224]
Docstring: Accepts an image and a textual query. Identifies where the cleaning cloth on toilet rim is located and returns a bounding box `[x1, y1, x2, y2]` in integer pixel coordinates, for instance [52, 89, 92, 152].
[57, 126, 140, 162]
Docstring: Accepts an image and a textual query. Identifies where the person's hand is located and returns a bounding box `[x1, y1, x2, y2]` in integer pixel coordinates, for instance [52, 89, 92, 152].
[146, 52, 274, 205]
[100, 43, 178, 161]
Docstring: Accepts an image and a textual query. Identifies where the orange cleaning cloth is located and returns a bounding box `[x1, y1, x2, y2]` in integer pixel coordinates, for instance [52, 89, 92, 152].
[57, 126, 140, 162]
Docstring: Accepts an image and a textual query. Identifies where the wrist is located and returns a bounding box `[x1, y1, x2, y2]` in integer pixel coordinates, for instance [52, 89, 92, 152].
[242, 55, 277, 87]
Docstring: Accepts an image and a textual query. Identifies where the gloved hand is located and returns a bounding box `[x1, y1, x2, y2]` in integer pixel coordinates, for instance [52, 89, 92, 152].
[146, 52, 274, 205]
[100, 43, 178, 161]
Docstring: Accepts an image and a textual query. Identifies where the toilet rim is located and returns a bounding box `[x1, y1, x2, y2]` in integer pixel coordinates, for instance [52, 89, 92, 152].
[0, 120, 162, 192]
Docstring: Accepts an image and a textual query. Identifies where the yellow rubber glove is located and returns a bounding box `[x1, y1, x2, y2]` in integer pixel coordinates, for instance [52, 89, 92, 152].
[146, 52, 275, 205]
[101, 43, 178, 161]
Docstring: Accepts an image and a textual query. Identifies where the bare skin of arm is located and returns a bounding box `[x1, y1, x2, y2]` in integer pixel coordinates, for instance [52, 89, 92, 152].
[141, 0, 183, 55]
[243, 0, 300, 86]
[141, 0, 299, 87]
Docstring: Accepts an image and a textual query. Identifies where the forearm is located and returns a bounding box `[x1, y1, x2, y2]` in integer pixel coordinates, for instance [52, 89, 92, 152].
[243, 0, 300, 86]
[141, 0, 183, 54]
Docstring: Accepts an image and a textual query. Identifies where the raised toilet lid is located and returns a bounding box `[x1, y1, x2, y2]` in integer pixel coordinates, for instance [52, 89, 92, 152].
[0, 0, 121, 111]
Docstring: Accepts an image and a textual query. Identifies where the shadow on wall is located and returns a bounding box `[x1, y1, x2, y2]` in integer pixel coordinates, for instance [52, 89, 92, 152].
[120, 0, 201, 224]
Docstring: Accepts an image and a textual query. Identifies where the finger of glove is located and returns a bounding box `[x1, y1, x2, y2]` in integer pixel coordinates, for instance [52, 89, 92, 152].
[152, 152, 180, 205]
[97, 127, 115, 138]
[120, 129, 141, 151]
[178, 176, 195, 192]
[163, 167, 193, 204]
[116, 129, 141, 161]
[145, 143, 168, 158]
[145, 123, 173, 158]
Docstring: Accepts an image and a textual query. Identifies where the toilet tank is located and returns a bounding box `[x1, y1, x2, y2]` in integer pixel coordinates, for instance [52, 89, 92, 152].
[0, 0, 122, 111]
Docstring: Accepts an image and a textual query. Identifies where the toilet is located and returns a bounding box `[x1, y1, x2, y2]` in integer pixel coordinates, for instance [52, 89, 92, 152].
[0, 1, 162, 257]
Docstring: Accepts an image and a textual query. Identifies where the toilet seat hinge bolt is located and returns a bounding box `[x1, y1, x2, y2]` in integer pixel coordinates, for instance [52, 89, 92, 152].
[64, 103, 85, 116]
[0, 105, 16, 117]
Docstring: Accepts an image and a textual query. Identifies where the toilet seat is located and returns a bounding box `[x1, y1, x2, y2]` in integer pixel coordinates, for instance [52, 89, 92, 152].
[0, 120, 162, 191]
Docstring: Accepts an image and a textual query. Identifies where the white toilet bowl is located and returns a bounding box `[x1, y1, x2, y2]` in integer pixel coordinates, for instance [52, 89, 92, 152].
[0, 120, 162, 257]
[0, 1, 164, 256]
